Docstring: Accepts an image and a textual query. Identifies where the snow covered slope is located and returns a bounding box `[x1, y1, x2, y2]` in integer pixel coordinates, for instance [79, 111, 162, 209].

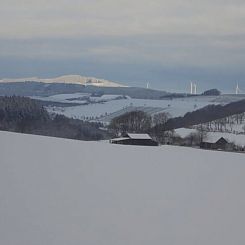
[1, 131, 245, 245]
[0, 75, 126, 87]
[46, 96, 216, 120]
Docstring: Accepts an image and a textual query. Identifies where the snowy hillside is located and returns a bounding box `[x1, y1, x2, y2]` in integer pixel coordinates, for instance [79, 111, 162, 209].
[45, 95, 219, 120]
[1, 131, 245, 245]
[35, 93, 245, 122]
[0, 75, 126, 87]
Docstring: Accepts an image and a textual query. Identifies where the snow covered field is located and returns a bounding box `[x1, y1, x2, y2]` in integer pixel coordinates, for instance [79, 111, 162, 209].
[1, 131, 245, 245]
[45, 96, 217, 120]
[32, 93, 91, 104]
[36, 93, 245, 121]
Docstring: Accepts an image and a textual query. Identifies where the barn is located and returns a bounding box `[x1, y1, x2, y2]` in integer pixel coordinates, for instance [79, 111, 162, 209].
[110, 133, 158, 146]
[200, 137, 230, 150]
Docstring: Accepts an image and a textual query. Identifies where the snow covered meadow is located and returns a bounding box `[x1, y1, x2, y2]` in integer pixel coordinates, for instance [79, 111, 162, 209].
[1, 131, 245, 245]
[32, 93, 237, 122]
[32, 93, 245, 122]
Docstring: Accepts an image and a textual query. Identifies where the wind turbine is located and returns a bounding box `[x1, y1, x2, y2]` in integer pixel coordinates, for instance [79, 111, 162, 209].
[190, 81, 197, 94]
[194, 83, 197, 94]
[235, 83, 241, 94]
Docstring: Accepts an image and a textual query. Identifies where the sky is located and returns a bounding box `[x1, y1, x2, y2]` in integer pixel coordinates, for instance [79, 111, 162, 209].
[0, 0, 245, 92]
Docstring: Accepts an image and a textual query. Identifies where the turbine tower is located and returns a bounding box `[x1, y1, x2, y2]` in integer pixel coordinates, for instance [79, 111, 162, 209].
[190, 81, 197, 94]
[236, 83, 240, 94]
[194, 83, 197, 94]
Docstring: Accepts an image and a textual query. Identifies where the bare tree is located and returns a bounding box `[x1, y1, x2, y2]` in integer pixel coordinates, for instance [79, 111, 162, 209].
[243, 124, 245, 134]
[196, 125, 207, 143]
[185, 132, 199, 146]
[152, 112, 170, 127]
[109, 110, 152, 136]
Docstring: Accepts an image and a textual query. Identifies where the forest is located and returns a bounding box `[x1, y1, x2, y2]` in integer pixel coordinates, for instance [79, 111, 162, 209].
[0, 96, 107, 141]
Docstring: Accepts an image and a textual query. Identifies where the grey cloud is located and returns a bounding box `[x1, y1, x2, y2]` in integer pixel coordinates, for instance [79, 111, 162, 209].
[0, 0, 244, 91]
[1, 33, 245, 68]
[1, 0, 245, 38]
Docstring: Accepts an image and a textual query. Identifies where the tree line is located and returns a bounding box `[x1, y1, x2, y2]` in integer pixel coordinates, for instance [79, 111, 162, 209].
[158, 99, 245, 131]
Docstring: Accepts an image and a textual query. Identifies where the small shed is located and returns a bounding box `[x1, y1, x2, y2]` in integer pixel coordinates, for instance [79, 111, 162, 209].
[200, 137, 230, 150]
[110, 133, 158, 146]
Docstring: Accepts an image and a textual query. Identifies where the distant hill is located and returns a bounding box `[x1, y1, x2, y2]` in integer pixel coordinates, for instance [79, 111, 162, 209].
[0, 75, 126, 87]
[0, 81, 170, 99]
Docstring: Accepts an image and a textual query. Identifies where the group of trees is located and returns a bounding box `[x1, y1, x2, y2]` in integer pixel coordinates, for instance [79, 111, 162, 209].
[183, 126, 208, 146]
[193, 112, 245, 133]
[0, 96, 107, 141]
[0, 96, 49, 132]
[109, 110, 172, 143]
[109, 111, 152, 135]
[109, 111, 170, 135]
[109, 109, 209, 145]
[202, 89, 221, 96]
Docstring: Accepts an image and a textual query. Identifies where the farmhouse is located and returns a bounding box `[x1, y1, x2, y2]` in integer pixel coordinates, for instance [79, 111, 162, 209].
[110, 133, 158, 146]
[200, 137, 231, 150]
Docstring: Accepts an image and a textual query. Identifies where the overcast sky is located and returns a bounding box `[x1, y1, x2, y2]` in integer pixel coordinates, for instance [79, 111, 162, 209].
[0, 0, 245, 92]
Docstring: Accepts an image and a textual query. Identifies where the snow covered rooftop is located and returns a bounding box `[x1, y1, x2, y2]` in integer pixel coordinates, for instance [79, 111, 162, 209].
[202, 137, 225, 144]
[110, 137, 129, 142]
[207, 132, 245, 146]
[126, 133, 152, 140]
